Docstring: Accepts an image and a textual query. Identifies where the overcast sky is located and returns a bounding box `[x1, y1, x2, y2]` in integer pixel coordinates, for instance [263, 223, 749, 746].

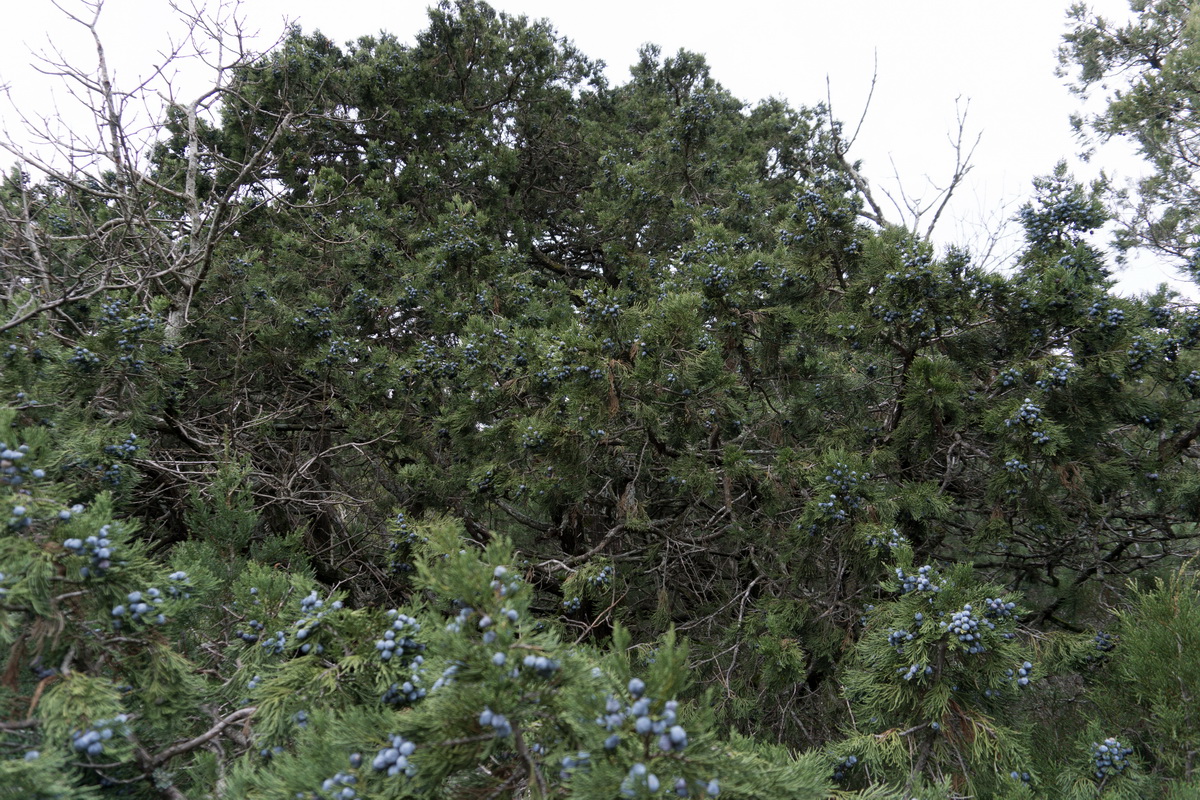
[1, 0, 1189, 296]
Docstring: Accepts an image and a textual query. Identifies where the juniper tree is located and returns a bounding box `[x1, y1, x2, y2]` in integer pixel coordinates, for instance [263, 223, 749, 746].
[6, 1, 1200, 798]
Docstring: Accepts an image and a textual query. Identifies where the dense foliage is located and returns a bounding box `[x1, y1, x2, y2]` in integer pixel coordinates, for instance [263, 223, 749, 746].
[4, 1, 1200, 797]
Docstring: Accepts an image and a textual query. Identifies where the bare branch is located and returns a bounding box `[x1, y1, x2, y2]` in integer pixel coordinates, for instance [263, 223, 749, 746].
[149, 706, 256, 767]
[825, 72, 887, 227]
[874, 96, 982, 240]
[923, 98, 982, 239]
[0, 0, 303, 340]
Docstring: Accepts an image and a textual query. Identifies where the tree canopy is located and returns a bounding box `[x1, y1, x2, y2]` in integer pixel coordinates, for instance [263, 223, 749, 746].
[4, 1, 1200, 798]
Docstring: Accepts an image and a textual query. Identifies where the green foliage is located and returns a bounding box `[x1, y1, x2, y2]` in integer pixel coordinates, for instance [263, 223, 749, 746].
[1, 434, 834, 797]
[1059, 0, 1200, 267]
[1088, 568, 1200, 786]
[5, 1, 1200, 797]
[839, 558, 1034, 794]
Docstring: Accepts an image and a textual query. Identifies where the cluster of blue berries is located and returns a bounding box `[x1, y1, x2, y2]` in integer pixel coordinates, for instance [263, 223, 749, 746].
[942, 605, 993, 654]
[1006, 398, 1043, 428]
[112, 588, 166, 628]
[304, 589, 333, 616]
[113, 312, 156, 372]
[72, 714, 130, 757]
[533, 364, 572, 386]
[620, 762, 664, 796]
[489, 565, 520, 597]
[314, 772, 358, 799]
[258, 743, 288, 761]
[619, 759, 720, 797]
[1184, 370, 1200, 397]
[817, 465, 866, 522]
[1094, 631, 1116, 652]
[1087, 302, 1125, 329]
[1, 442, 39, 487]
[1003, 661, 1034, 687]
[260, 630, 287, 655]
[251, 591, 340, 656]
[701, 263, 735, 294]
[429, 663, 460, 692]
[596, 678, 693, 759]
[165, 571, 190, 596]
[99, 460, 128, 487]
[1037, 363, 1073, 390]
[867, 528, 908, 550]
[250, 286, 277, 305]
[1148, 304, 1172, 327]
[1091, 737, 1133, 780]
[521, 651, 560, 678]
[795, 184, 837, 215]
[898, 662, 933, 681]
[895, 565, 940, 594]
[295, 592, 343, 652]
[588, 564, 614, 590]
[446, 604, 477, 634]
[983, 598, 1016, 618]
[887, 629, 914, 654]
[559, 751, 592, 780]
[293, 592, 341, 654]
[411, 342, 457, 379]
[99, 299, 128, 325]
[1003, 458, 1029, 474]
[1006, 399, 1051, 444]
[376, 610, 423, 663]
[562, 596, 582, 612]
[478, 706, 513, 737]
[68, 346, 102, 371]
[63, 525, 118, 577]
[238, 618, 265, 643]
[1125, 336, 1156, 373]
[7, 502, 33, 530]
[292, 305, 334, 339]
[386, 511, 423, 573]
[1017, 188, 1104, 243]
[372, 735, 417, 776]
[832, 754, 859, 782]
[581, 288, 623, 321]
[322, 339, 354, 367]
[381, 672, 426, 706]
[520, 425, 546, 451]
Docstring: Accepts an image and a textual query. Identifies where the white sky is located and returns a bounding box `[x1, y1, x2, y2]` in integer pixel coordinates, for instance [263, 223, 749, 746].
[1, 0, 1190, 297]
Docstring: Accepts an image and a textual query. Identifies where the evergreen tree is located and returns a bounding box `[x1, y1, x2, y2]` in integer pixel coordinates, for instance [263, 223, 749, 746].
[4, 1, 1200, 797]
